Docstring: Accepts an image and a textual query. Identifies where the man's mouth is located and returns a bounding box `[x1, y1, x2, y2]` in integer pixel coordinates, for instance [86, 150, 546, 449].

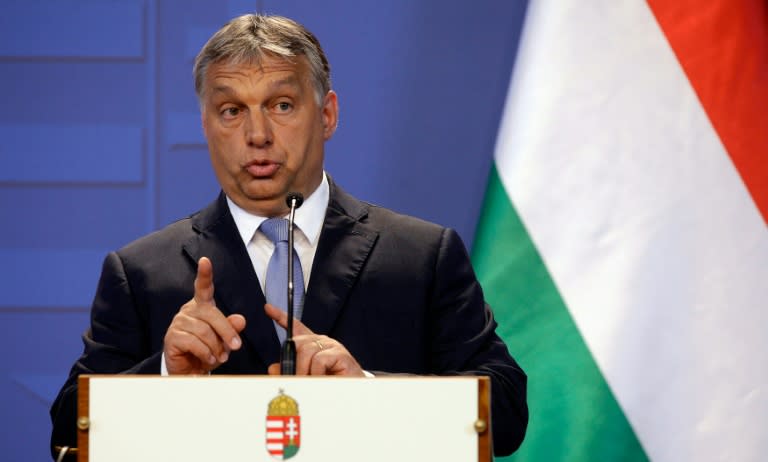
[245, 161, 280, 178]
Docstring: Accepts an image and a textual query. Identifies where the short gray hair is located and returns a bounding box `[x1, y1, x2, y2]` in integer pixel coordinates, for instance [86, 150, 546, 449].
[193, 14, 331, 102]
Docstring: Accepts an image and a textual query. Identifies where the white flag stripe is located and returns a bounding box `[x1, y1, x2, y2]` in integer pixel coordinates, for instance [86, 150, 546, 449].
[496, 1, 768, 461]
[266, 442, 284, 451]
[266, 420, 284, 429]
[266, 431, 284, 439]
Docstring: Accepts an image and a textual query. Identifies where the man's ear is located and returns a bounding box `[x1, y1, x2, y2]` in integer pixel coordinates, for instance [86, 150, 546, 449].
[321, 90, 339, 140]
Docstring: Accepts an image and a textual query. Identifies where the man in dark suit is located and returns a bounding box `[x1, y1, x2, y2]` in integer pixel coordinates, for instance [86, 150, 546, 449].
[50, 14, 528, 458]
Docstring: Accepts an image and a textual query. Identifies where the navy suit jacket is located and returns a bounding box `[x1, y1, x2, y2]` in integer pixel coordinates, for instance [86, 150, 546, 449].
[50, 178, 528, 457]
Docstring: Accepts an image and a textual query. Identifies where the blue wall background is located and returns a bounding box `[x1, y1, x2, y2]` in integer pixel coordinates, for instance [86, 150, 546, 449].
[0, 0, 528, 459]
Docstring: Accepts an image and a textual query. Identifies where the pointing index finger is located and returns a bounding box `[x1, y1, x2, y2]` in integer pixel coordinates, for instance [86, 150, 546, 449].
[194, 257, 214, 305]
[264, 303, 313, 336]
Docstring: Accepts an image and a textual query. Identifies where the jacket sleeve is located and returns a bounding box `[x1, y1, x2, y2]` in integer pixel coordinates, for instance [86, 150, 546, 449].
[427, 228, 529, 456]
[49, 251, 162, 459]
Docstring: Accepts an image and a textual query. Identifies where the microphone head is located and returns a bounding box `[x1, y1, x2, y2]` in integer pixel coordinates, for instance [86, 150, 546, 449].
[286, 192, 304, 209]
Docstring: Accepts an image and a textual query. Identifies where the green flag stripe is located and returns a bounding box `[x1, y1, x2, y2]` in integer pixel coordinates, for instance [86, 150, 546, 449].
[472, 166, 649, 461]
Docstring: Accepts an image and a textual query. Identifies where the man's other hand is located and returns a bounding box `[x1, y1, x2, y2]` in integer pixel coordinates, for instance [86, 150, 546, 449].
[264, 303, 364, 377]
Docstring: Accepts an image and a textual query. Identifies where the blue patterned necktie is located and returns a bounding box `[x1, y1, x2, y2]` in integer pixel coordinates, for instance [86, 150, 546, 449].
[260, 218, 305, 344]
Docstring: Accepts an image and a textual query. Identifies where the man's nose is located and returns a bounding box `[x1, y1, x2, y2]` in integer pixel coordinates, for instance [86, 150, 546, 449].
[245, 109, 273, 147]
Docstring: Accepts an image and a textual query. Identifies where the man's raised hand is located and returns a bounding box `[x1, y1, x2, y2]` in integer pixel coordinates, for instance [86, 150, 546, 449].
[163, 257, 246, 374]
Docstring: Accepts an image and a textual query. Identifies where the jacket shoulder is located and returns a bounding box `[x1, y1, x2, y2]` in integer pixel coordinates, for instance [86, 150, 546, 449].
[365, 203, 447, 240]
[329, 178, 449, 242]
[114, 194, 226, 263]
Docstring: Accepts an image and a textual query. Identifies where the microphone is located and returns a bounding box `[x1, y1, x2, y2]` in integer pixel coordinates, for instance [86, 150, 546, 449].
[281, 192, 304, 375]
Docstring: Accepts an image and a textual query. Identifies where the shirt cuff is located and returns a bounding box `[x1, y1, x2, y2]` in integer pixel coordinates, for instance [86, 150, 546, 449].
[160, 352, 169, 376]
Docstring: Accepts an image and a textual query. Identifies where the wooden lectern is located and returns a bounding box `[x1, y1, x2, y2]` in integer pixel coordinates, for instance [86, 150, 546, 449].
[74, 375, 491, 461]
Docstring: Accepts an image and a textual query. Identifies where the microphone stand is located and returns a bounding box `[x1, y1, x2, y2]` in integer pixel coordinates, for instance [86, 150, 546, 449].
[281, 192, 303, 375]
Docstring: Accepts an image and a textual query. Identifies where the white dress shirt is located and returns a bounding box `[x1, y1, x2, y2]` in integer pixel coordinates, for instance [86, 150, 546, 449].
[228, 172, 329, 293]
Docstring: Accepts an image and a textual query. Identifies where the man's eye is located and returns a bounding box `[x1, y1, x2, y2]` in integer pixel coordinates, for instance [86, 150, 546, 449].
[221, 107, 241, 118]
[275, 102, 293, 113]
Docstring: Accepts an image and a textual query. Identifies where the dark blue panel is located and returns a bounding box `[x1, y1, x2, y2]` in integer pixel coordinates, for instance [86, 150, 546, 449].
[0, 61, 146, 125]
[0, 377, 56, 461]
[156, 146, 221, 226]
[185, 26, 219, 62]
[166, 111, 206, 148]
[1, 310, 91, 387]
[0, 0, 144, 58]
[0, 186, 147, 248]
[0, 249, 106, 308]
[0, 312, 89, 461]
[227, 0, 259, 18]
[0, 125, 143, 183]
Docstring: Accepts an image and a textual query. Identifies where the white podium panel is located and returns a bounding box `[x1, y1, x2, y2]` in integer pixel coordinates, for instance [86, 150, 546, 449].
[78, 375, 490, 462]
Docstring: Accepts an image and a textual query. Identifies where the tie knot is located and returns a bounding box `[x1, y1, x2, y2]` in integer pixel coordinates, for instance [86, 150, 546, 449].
[260, 218, 290, 244]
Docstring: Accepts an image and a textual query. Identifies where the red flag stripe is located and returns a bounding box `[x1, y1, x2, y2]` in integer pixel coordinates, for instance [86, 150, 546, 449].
[647, 0, 768, 224]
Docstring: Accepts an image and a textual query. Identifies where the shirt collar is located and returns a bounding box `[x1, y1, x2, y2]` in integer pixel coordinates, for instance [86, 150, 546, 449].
[226, 172, 330, 246]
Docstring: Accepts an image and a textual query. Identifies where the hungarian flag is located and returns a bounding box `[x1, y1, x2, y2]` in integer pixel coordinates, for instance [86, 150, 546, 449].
[473, 1, 768, 460]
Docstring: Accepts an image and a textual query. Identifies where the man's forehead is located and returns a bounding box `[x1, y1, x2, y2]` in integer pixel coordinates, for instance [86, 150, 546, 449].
[207, 55, 308, 82]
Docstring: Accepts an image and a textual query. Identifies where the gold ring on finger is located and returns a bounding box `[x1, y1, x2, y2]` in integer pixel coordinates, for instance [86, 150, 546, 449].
[314, 339, 325, 351]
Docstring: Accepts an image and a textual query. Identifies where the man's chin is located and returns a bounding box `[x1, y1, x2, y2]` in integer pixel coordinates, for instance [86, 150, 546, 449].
[239, 179, 285, 199]
[234, 187, 290, 216]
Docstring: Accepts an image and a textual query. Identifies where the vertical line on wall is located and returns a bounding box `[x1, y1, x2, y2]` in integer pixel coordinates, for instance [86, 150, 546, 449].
[145, 0, 158, 232]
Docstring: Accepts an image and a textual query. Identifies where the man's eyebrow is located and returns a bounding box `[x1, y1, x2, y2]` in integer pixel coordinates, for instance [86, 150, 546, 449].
[210, 85, 237, 97]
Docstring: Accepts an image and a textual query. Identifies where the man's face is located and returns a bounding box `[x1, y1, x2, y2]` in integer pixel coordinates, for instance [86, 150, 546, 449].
[201, 54, 338, 216]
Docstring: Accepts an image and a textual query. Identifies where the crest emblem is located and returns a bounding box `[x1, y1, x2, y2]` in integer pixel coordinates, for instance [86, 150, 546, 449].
[266, 389, 301, 460]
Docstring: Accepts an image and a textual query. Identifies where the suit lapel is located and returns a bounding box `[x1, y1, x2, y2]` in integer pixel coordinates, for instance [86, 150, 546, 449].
[182, 194, 281, 369]
[302, 180, 379, 334]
